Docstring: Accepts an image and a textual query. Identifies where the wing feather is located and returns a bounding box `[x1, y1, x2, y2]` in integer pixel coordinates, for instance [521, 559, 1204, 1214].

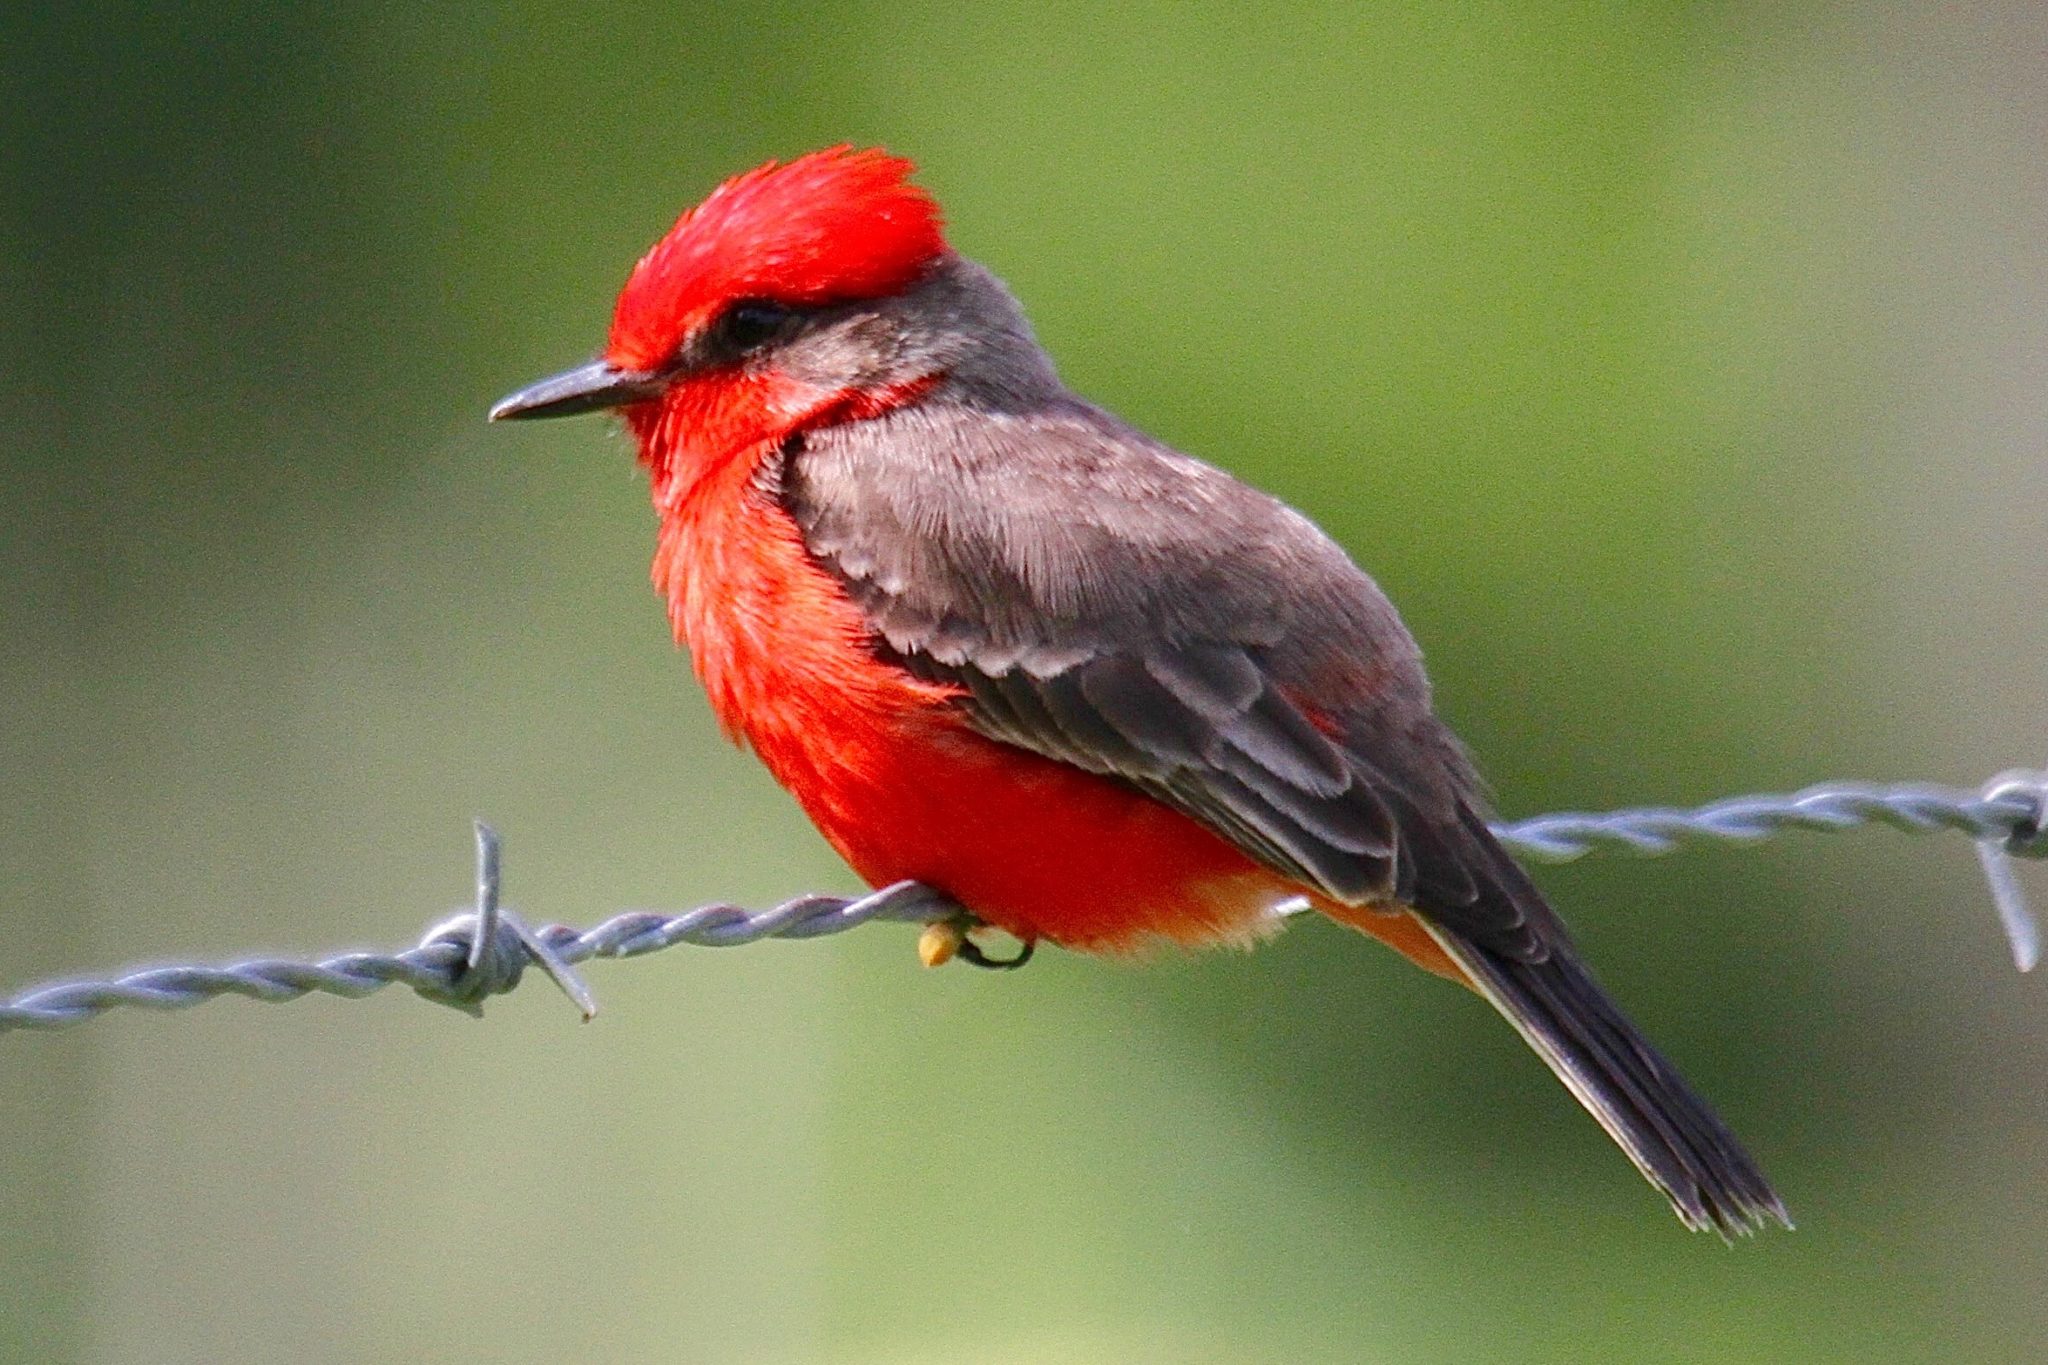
[774, 392, 1784, 1232]
[785, 401, 1545, 959]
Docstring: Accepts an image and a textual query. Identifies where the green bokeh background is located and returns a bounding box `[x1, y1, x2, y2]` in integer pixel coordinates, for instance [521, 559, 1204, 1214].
[4, 3, 2045, 1361]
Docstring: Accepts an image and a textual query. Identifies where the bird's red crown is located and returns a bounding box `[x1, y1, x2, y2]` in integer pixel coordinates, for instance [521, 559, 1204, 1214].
[606, 146, 947, 372]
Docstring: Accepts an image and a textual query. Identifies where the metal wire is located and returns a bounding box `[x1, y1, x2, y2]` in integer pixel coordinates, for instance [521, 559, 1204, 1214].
[3, 770, 2041, 1034]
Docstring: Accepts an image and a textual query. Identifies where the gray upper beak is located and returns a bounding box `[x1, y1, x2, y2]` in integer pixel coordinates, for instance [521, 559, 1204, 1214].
[488, 360, 662, 421]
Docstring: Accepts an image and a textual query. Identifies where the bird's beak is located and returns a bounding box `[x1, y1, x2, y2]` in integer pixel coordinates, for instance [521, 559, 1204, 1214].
[488, 360, 663, 421]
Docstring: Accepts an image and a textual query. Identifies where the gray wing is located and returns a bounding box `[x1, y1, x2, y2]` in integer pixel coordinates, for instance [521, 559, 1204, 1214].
[781, 396, 1793, 1234]
[781, 397, 1549, 962]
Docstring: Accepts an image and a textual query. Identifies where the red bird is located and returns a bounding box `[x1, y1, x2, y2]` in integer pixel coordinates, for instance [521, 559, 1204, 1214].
[492, 146, 1787, 1236]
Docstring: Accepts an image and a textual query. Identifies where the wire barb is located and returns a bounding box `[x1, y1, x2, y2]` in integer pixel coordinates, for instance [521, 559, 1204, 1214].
[1971, 769, 2048, 971]
[1, 771, 2040, 1034]
[409, 822, 599, 1020]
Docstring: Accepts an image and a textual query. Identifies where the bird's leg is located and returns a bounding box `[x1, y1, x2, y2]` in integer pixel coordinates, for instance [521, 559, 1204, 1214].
[917, 912, 1036, 970]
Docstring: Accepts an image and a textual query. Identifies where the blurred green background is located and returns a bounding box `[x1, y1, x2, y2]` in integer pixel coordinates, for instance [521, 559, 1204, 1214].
[4, 2, 2045, 1361]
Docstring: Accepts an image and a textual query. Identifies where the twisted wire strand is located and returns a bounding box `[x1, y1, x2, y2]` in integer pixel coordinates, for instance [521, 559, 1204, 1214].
[3, 771, 2041, 1035]
[1494, 780, 2045, 862]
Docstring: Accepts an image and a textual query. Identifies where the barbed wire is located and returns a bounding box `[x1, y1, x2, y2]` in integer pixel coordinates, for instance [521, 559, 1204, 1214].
[3, 770, 2041, 1035]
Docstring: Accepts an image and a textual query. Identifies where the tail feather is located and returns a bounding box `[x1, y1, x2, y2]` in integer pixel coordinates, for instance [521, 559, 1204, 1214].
[1423, 923, 1790, 1238]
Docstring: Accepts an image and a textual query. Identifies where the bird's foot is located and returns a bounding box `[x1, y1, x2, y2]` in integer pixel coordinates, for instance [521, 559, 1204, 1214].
[917, 913, 1036, 970]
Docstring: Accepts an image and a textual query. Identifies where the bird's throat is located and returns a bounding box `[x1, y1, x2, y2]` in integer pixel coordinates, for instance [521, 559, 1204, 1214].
[628, 370, 940, 517]
[634, 370, 952, 744]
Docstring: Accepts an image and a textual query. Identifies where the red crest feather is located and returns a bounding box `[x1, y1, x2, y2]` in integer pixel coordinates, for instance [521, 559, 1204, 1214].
[606, 146, 947, 371]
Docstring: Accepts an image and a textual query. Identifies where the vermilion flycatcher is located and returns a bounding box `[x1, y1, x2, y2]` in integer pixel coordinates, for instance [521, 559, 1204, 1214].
[491, 146, 1786, 1236]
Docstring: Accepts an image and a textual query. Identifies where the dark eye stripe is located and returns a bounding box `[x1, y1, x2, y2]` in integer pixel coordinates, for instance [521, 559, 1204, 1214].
[717, 299, 797, 353]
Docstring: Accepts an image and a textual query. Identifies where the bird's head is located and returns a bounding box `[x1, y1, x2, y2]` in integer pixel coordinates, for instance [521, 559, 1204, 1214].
[491, 146, 1051, 494]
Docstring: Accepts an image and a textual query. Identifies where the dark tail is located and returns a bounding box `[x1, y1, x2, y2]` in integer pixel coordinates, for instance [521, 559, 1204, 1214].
[1424, 923, 1791, 1238]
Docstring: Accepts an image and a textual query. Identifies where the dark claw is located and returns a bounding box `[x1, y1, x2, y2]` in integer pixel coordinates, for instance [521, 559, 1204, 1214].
[956, 935, 1036, 970]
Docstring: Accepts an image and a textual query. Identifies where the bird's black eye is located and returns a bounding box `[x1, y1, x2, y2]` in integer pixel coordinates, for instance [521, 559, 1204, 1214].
[716, 299, 797, 353]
